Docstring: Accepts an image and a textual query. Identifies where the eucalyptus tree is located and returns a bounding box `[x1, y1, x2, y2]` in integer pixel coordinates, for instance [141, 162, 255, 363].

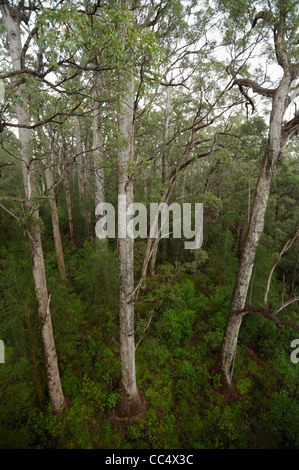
[113, 0, 224, 415]
[0, 0, 66, 411]
[93, 74, 105, 209]
[114, 0, 163, 417]
[213, 0, 299, 393]
[0, 0, 103, 409]
[38, 0, 170, 417]
[74, 114, 92, 237]
[135, 55, 245, 288]
[34, 124, 66, 278]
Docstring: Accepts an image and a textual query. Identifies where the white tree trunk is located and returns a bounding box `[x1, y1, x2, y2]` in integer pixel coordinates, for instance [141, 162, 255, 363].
[74, 116, 91, 236]
[117, 73, 142, 417]
[162, 86, 171, 183]
[149, 87, 172, 276]
[217, 71, 293, 390]
[93, 75, 105, 209]
[36, 127, 66, 277]
[45, 160, 66, 278]
[1, 4, 65, 411]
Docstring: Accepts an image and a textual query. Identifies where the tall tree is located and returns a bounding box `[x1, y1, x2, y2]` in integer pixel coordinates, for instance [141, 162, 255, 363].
[35, 125, 66, 278]
[93, 75, 105, 209]
[116, 1, 142, 417]
[74, 115, 92, 238]
[214, 0, 299, 392]
[0, 1, 65, 411]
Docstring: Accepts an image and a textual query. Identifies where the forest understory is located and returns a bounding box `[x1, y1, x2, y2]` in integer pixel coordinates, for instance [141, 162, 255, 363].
[0, 0, 298, 450]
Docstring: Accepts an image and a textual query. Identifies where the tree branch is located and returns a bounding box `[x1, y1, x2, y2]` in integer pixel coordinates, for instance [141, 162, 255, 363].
[272, 297, 299, 316]
[0, 201, 21, 222]
[282, 113, 299, 140]
[20, 25, 38, 69]
[264, 229, 299, 309]
[289, 85, 299, 104]
[138, 0, 171, 28]
[0, 196, 26, 202]
[233, 78, 275, 98]
[237, 305, 299, 331]
[0, 162, 15, 168]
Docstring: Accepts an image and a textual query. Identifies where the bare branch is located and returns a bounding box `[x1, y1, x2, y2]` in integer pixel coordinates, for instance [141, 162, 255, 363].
[0, 196, 26, 202]
[238, 305, 299, 331]
[0, 162, 15, 168]
[272, 297, 299, 316]
[233, 78, 275, 98]
[282, 113, 299, 140]
[0, 201, 21, 222]
[289, 86, 299, 104]
[251, 11, 271, 29]
[264, 229, 299, 309]
[138, 0, 171, 28]
[20, 25, 38, 69]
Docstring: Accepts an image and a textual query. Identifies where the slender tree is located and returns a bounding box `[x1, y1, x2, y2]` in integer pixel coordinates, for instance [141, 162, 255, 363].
[214, 0, 299, 392]
[0, 1, 65, 411]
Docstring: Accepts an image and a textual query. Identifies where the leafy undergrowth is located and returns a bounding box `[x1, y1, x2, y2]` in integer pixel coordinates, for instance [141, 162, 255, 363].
[0, 241, 298, 449]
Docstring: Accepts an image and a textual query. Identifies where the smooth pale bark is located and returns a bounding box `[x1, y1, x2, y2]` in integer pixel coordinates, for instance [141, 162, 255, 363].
[74, 116, 85, 201]
[117, 73, 142, 417]
[74, 116, 91, 237]
[93, 75, 108, 251]
[1, 4, 65, 412]
[138, 187, 172, 292]
[162, 86, 172, 184]
[36, 128, 66, 277]
[45, 160, 66, 277]
[216, 70, 294, 390]
[93, 75, 105, 209]
[149, 88, 172, 276]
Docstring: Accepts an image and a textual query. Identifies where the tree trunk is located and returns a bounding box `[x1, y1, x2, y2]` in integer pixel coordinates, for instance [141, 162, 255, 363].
[215, 71, 293, 391]
[63, 160, 76, 246]
[45, 161, 66, 278]
[93, 75, 105, 209]
[149, 87, 172, 276]
[1, 4, 66, 412]
[36, 127, 66, 277]
[162, 86, 171, 184]
[74, 116, 91, 237]
[117, 71, 142, 417]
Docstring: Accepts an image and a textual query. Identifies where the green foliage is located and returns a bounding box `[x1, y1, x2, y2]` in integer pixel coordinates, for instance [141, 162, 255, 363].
[261, 391, 299, 448]
[0, 0, 298, 451]
[155, 307, 196, 349]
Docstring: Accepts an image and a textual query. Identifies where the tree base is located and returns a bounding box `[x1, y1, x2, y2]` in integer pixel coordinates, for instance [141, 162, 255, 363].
[116, 387, 142, 418]
[210, 362, 239, 401]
